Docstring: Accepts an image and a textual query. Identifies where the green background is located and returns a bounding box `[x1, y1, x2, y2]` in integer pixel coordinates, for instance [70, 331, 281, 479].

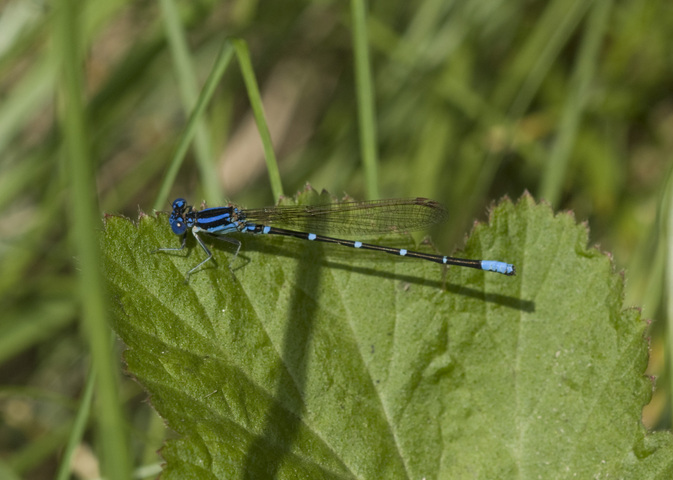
[1, 0, 673, 478]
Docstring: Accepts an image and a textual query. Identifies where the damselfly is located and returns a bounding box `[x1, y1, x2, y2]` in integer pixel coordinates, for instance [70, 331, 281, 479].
[156, 197, 516, 281]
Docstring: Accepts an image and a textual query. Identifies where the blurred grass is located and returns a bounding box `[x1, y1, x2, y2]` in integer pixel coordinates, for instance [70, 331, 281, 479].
[0, 0, 672, 477]
[55, 0, 129, 478]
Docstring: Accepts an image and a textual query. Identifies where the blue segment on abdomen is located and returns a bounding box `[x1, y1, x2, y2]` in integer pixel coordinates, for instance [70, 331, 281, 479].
[481, 260, 514, 275]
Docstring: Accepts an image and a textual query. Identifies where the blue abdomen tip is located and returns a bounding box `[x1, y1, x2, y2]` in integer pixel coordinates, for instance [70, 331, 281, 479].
[481, 260, 516, 276]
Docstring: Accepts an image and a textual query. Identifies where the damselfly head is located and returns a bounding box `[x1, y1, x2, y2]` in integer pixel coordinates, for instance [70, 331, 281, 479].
[169, 198, 190, 235]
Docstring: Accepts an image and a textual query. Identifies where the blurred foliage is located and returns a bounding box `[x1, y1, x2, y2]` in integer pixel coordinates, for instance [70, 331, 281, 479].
[0, 0, 672, 477]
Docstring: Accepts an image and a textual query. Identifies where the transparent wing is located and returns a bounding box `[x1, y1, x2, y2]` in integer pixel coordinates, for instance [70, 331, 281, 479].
[241, 198, 448, 235]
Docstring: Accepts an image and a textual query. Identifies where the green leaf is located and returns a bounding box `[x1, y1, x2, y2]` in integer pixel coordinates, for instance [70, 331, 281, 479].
[102, 193, 673, 479]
